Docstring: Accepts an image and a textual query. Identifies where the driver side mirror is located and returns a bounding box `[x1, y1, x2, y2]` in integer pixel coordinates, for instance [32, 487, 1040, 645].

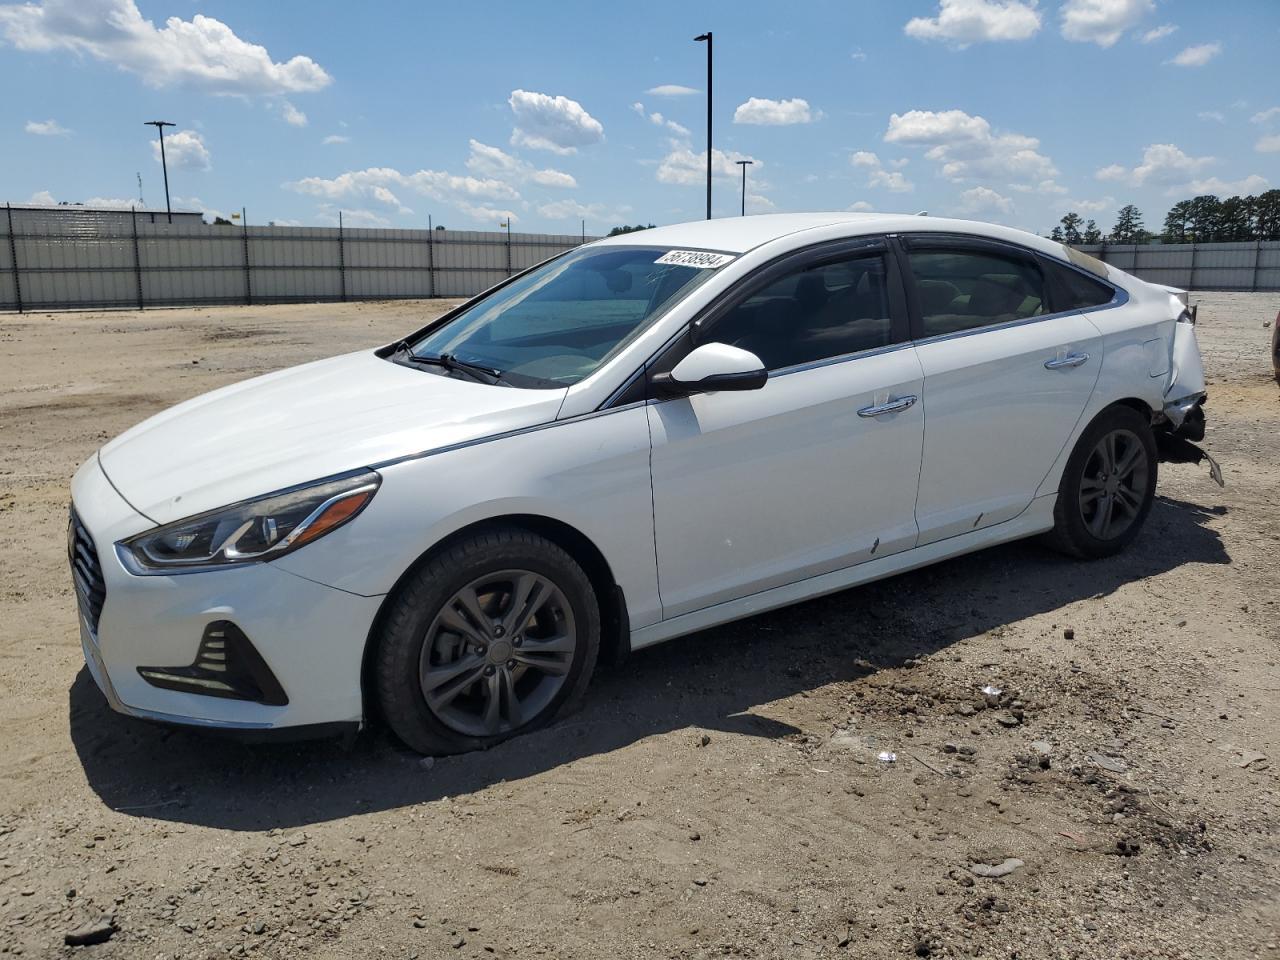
[651, 342, 768, 397]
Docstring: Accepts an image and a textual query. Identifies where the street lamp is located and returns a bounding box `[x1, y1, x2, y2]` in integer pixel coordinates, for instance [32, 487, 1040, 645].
[735, 159, 754, 216]
[144, 120, 175, 223]
[694, 32, 712, 220]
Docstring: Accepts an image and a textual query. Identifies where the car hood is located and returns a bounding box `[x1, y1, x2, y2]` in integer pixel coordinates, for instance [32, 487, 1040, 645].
[98, 350, 566, 525]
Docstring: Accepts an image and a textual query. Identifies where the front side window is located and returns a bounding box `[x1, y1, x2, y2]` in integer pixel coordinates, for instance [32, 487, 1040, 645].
[705, 253, 893, 371]
[406, 246, 726, 387]
[908, 248, 1047, 338]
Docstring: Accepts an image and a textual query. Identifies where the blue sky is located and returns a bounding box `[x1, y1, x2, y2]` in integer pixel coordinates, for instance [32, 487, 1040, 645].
[2, 0, 1277, 236]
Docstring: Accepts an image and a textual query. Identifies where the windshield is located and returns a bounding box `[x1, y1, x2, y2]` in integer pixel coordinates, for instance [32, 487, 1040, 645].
[403, 245, 731, 387]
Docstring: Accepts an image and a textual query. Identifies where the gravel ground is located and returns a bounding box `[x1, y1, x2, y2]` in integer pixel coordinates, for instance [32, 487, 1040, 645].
[0, 292, 1277, 960]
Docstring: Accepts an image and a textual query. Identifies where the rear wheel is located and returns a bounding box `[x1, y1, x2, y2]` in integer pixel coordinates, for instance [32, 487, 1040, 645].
[374, 529, 599, 755]
[1046, 405, 1158, 559]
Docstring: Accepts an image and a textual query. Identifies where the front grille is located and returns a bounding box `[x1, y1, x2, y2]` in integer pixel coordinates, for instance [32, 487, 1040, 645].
[68, 508, 106, 633]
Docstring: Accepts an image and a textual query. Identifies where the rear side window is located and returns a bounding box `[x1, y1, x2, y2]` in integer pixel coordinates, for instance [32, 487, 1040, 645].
[1041, 257, 1115, 311]
[907, 249, 1046, 338]
[706, 253, 893, 370]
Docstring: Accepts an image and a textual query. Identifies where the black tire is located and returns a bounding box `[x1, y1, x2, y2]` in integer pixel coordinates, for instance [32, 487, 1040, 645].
[374, 528, 600, 755]
[1045, 405, 1158, 560]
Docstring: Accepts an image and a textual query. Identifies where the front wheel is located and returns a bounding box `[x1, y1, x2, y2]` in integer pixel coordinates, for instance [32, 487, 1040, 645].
[373, 529, 600, 755]
[1046, 405, 1158, 559]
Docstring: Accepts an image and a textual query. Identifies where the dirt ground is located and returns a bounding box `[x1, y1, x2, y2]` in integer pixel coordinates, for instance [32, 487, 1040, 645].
[1, 293, 1277, 960]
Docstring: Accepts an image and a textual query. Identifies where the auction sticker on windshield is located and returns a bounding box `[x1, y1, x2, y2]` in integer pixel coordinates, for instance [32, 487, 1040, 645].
[654, 250, 736, 269]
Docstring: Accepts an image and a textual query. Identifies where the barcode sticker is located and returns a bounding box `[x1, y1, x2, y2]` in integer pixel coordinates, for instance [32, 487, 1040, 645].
[654, 250, 735, 269]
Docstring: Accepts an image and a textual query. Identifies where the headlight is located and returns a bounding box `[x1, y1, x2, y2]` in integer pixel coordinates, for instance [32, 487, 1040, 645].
[119, 470, 380, 574]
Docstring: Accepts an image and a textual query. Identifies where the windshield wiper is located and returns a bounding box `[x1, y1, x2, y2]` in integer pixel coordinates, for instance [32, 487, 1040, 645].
[394, 343, 505, 384]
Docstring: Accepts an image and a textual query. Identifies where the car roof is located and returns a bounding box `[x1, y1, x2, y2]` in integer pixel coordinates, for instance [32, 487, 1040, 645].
[590, 211, 1080, 265]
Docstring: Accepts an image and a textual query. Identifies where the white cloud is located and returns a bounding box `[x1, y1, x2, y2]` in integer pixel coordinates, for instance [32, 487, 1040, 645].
[1095, 143, 1213, 186]
[465, 139, 576, 189]
[745, 193, 775, 213]
[537, 198, 631, 223]
[1250, 107, 1280, 125]
[884, 109, 1056, 185]
[0, 0, 331, 95]
[25, 118, 69, 135]
[848, 201, 875, 212]
[733, 97, 815, 125]
[455, 202, 519, 226]
[1068, 195, 1115, 212]
[904, 0, 1041, 47]
[656, 147, 760, 186]
[634, 103, 692, 137]
[647, 84, 698, 97]
[1257, 135, 1280, 154]
[317, 205, 391, 228]
[287, 167, 520, 218]
[1168, 42, 1221, 67]
[1185, 174, 1269, 196]
[1139, 23, 1176, 43]
[1198, 111, 1225, 123]
[322, 134, 350, 145]
[28, 190, 139, 209]
[1060, 0, 1153, 47]
[850, 47, 868, 61]
[508, 89, 604, 155]
[955, 185, 1014, 215]
[648, 111, 691, 137]
[154, 129, 210, 171]
[281, 101, 307, 127]
[850, 150, 913, 192]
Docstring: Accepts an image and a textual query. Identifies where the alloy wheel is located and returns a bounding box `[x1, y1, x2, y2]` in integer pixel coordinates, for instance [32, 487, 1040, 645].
[1078, 428, 1150, 541]
[418, 570, 577, 737]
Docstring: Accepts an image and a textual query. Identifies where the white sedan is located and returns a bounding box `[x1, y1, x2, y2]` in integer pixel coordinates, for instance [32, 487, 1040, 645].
[70, 213, 1217, 753]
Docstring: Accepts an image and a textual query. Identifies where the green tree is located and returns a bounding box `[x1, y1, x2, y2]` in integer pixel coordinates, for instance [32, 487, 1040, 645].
[1110, 204, 1147, 244]
[1218, 195, 1254, 241]
[607, 223, 656, 237]
[1059, 212, 1084, 245]
[1185, 195, 1223, 242]
[1163, 201, 1192, 242]
[1049, 225, 1064, 242]
[1082, 220, 1102, 244]
[1257, 189, 1280, 240]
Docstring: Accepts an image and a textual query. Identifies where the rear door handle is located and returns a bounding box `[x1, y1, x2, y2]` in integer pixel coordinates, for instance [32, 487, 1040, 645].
[857, 395, 918, 418]
[1044, 352, 1090, 370]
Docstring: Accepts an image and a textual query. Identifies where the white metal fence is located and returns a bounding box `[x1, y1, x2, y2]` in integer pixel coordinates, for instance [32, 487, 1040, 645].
[5, 210, 1277, 313]
[1077, 240, 1280, 292]
[0, 204, 594, 312]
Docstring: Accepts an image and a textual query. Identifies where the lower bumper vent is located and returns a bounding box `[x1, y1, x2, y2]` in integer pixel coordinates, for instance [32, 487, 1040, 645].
[138, 621, 289, 706]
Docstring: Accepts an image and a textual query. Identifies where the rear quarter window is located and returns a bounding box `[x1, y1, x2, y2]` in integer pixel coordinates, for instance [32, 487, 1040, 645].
[1041, 258, 1116, 311]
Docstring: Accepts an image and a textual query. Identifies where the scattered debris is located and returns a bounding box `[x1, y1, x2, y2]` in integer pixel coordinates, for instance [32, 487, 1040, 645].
[1089, 754, 1128, 774]
[980, 684, 1002, 697]
[64, 920, 116, 947]
[968, 858, 1024, 878]
[877, 751, 897, 764]
[1234, 750, 1267, 770]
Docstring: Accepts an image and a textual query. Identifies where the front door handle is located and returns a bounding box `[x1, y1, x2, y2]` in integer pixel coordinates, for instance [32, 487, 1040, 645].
[1044, 352, 1090, 370]
[857, 395, 918, 418]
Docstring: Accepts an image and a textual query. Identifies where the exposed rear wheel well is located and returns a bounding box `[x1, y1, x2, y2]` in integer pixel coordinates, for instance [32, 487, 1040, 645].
[1111, 397, 1155, 423]
[361, 515, 628, 725]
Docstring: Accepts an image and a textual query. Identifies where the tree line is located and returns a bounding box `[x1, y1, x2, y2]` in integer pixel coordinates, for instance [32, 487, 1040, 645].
[1049, 190, 1280, 245]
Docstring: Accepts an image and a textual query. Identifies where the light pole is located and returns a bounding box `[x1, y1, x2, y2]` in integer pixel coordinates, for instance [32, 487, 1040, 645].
[144, 120, 175, 223]
[694, 32, 712, 220]
[735, 159, 753, 216]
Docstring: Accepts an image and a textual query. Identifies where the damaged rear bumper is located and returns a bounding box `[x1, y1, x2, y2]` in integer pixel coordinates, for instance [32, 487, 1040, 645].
[1155, 392, 1222, 487]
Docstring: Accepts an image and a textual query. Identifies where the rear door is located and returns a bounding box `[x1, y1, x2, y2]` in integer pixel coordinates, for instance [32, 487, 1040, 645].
[898, 235, 1103, 545]
[646, 239, 926, 618]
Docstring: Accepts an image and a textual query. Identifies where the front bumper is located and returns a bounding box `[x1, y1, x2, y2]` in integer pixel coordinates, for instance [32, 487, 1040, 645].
[71, 455, 384, 731]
